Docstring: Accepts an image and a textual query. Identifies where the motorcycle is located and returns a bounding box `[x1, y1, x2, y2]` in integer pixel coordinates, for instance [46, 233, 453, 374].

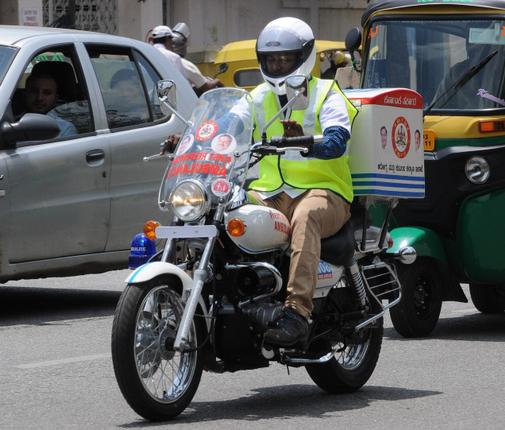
[111, 78, 414, 421]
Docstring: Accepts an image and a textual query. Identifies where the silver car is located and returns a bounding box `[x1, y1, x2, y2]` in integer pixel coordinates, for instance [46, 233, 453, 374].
[0, 26, 197, 282]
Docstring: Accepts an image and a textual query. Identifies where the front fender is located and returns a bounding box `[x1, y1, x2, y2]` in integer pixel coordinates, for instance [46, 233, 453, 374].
[388, 227, 448, 265]
[126, 261, 192, 291]
[125, 262, 210, 329]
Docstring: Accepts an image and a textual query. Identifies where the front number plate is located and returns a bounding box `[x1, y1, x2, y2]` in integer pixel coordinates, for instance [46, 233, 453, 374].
[155, 225, 218, 239]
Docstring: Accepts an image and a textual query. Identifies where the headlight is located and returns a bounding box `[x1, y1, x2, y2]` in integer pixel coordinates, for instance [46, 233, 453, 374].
[170, 180, 208, 222]
[465, 156, 490, 184]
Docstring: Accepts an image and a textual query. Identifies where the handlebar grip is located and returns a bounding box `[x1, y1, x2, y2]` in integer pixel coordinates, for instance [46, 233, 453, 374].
[270, 135, 314, 148]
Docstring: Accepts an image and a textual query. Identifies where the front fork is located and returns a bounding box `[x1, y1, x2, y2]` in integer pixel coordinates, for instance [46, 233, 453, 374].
[173, 235, 216, 351]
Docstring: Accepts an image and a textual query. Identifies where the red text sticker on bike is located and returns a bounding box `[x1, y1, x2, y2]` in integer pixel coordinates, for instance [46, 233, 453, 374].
[211, 133, 237, 154]
[211, 178, 232, 197]
[391, 116, 411, 159]
[196, 120, 218, 141]
[176, 133, 194, 155]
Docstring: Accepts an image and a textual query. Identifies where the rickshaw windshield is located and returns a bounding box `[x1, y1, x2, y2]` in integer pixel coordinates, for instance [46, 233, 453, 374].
[159, 87, 254, 209]
[363, 18, 505, 112]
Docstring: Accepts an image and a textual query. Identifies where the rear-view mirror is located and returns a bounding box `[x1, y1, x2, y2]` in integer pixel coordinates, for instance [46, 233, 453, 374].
[286, 75, 309, 111]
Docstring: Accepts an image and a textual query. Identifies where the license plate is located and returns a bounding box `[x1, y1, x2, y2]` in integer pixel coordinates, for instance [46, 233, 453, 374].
[423, 129, 436, 151]
[155, 225, 218, 239]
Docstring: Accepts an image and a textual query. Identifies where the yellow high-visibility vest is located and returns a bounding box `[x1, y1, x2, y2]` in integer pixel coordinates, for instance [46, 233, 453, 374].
[249, 77, 357, 203]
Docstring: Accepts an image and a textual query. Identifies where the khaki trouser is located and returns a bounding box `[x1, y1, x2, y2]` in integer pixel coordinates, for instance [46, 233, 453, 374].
[249, 190, 351, 318]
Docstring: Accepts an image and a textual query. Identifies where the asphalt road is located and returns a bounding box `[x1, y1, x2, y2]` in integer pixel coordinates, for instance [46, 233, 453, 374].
[1, 270, 504, 430]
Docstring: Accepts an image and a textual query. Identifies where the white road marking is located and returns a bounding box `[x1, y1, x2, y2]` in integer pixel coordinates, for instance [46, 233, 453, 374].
[14, 353, 111, 369]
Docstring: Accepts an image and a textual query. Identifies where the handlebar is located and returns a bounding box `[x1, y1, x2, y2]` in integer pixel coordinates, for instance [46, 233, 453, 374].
[253, 134, 323, 156]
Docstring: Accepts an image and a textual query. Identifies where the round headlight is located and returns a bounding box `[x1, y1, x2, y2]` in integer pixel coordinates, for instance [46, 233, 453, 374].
[465, 156, 490, 184]
[170, 180, 208, 222]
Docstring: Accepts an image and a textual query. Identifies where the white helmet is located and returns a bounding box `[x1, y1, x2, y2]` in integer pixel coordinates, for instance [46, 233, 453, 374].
[151, 25, 173, 40]
[256, 17, 316, 95]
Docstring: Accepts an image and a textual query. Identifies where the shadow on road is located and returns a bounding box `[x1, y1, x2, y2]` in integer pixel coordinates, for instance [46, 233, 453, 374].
[119, 384, 441, 427]
[384, 312, 505, 342]
[0, 286, 121, 326]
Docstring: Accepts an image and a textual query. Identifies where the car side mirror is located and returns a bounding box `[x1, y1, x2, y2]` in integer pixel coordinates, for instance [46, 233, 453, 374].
[0, 113, 60, 147]
[286, 75, 309, 111]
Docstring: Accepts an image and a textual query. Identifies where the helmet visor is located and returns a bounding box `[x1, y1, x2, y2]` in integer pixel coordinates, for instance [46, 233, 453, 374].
[258, 51, 304, 78]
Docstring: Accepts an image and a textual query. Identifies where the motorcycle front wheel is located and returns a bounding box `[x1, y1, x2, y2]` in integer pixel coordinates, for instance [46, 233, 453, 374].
[306, 318, 383, 393]
[111, 279, 205, 421]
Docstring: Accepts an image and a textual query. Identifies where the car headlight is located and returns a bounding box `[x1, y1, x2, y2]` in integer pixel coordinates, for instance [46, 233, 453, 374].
[170, 180, 208, 222]
[465, 156, 490, 184]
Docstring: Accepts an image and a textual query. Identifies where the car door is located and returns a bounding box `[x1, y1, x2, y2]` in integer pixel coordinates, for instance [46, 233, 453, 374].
[4, 43, 111, 263]
[85, 43, 195, 252]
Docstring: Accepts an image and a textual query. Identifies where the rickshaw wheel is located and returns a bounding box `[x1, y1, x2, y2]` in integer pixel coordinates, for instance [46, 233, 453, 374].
[390, 258, 442, 338]
[469, 284, 505, 314]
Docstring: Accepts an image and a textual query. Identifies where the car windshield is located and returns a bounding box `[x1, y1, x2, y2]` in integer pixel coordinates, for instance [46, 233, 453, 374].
[0, 46, 17, 84]
[362, 18, 505, 112]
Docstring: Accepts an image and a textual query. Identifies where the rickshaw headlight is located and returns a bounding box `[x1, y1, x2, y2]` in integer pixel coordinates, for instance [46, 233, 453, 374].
[465, 156, 490, 184]
[170, 180, 208, 222]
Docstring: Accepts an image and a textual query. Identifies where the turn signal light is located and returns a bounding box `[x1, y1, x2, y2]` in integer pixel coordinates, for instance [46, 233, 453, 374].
[479, 120, 505, 133]
[227, 218, 246, 237]
[143, 220, 161, 240]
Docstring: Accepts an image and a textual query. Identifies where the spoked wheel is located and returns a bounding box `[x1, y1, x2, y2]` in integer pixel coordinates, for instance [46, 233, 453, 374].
[390, 259, 442, 338]
[111, 280, 205, 421]
[469, 284, 505, 314]
[306, 319, 383, 393]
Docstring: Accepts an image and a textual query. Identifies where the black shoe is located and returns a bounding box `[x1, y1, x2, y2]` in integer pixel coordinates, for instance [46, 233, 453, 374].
[263, 308, 309, 347]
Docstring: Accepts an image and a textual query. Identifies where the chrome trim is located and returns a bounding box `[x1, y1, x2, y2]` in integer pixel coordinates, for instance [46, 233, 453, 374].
[169, 179, 210, 222]
[224, 262, 283, 306]
[283, 351, 335, 365]
[174, 235, 216, 351]
[354, 261, 402, 332]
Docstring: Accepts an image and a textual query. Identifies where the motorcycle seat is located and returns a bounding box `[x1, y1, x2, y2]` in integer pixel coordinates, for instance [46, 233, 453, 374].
[320, 220, 355, 267]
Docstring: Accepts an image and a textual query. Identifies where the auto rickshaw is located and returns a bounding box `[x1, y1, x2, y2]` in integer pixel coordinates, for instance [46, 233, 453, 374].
[345, 0, 505, 337]
[212, 39, 351, 91]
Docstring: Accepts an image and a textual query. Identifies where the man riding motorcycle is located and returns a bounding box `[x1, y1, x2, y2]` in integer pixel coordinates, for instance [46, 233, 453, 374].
[248, 17, 358, 346]
[162, 17, 357, 347]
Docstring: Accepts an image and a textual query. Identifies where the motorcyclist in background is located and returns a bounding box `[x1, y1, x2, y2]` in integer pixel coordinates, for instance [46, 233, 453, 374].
[248, 17, 358, 346]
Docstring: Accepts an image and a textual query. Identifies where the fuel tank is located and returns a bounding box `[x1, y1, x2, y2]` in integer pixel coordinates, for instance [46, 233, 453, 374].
[224, 204, 290, 253]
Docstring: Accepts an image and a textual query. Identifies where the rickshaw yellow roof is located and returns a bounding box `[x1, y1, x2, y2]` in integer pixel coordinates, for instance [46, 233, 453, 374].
[364, 0, 505, 25]
[214, 39, 346, 63]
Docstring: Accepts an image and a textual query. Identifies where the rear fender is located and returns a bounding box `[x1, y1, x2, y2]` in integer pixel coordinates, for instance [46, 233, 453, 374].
[388, 227, 448, 265]
[125, 261, 210, 329]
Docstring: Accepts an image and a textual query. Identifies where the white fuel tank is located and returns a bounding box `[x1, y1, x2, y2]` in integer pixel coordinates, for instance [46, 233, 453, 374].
[224, 204, 290, 254]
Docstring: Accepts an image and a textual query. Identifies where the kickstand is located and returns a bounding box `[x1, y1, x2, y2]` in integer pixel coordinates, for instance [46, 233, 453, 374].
[285, 364, 291, 375]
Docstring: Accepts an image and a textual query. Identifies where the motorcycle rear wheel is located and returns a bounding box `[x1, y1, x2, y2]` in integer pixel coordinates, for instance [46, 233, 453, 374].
[111, 279, 205, 421]
[305, 319, 383, 393]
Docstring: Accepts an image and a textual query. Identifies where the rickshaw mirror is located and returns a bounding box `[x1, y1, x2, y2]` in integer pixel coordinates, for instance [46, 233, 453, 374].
[286, 75, 309, 110]
[345, 27, 362, 52]
[216, 63, 229, 76]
